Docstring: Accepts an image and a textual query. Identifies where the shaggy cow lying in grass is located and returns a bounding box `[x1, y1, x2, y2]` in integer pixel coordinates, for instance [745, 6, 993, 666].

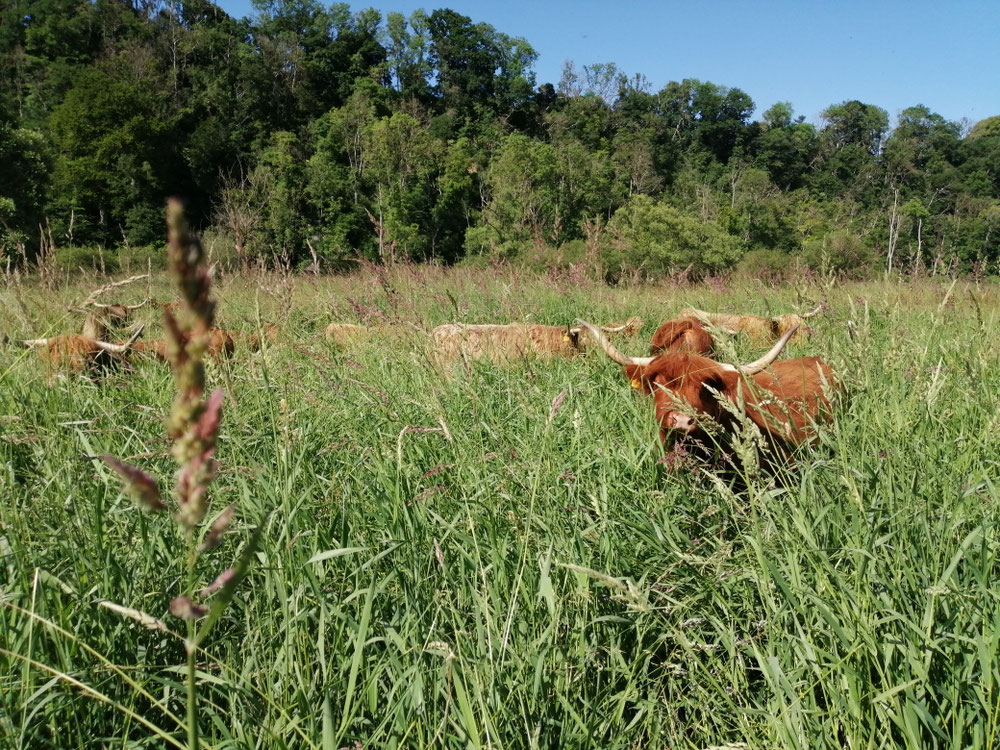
[19, 326, 145, 375]
[679, 306, 822, 342]
[431, 317, 643, 365]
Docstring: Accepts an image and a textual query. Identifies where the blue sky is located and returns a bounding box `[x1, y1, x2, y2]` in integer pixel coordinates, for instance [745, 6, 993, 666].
[215, 0, 999, 127]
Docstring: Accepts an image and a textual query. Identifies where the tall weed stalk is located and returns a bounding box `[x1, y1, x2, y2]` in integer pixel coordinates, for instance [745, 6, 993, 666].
[102, 199, 262, 748]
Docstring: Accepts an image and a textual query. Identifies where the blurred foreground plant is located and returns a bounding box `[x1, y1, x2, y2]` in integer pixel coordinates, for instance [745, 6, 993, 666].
[102, 198, 263, 749]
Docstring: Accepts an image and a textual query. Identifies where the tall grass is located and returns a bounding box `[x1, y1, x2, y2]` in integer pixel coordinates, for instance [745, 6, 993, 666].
[1, 267, 998, 748]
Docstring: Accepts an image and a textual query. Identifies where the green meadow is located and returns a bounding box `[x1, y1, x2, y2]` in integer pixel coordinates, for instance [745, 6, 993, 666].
[1, 268, 998, 748]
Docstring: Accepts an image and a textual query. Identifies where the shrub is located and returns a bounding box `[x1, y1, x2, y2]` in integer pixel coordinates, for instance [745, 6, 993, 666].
[116, 244, 169, 273]
[197, 228, 242, 271]
[513, 240, 586, 271]
[735, 248, 805, 284]
[53, 245, 120, 274]
[603, 195, 742, 280]
[462, 224, 534, 261]
[802, 231, 877, 278]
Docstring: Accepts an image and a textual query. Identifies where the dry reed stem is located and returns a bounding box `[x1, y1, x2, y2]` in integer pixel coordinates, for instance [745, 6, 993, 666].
[77, 273, 150, 308]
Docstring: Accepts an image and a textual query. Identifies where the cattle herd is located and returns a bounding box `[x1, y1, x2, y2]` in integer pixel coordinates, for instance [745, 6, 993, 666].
[8, 298, 837, 478]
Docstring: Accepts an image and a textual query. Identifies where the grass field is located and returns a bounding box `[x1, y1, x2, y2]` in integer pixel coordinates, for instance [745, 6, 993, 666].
[1, 266, 999, 749]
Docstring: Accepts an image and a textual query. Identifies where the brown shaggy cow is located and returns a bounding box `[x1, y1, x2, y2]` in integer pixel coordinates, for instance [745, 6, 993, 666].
[21, 326, 145, 374]
[649, 316, 716, 355]
[134, 327, 235, 361]
[679, 306, 822, 343]
[431, 317, 643, 365]
[578, 319, 836, 465]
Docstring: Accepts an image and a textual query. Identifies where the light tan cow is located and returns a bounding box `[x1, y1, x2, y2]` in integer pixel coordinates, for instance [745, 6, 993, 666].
[430, 317, 643, 365]
[679, 306, 822, 342]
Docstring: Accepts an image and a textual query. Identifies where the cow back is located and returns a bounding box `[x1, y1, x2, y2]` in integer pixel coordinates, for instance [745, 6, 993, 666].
[650, 317, 715, 355]
[713, 357, 836, 445]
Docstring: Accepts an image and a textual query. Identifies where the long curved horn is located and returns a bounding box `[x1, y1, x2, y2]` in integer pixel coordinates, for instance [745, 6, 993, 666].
[93, 298, 149, 311]
[574, 319, 655, 367]
[598, 316, 642, 333]
[94, 324, 145, 354]
[21, 338, 49, 347]
[598, 322, 629, 332]
[800, 305, 823, 318]
[737, 325, 797, 374]
[683, 307, 711, 322]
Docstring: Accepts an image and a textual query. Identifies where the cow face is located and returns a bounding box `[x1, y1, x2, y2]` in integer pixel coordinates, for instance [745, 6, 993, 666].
[624, 354, 731, 438]
[562, 326, 583, 350]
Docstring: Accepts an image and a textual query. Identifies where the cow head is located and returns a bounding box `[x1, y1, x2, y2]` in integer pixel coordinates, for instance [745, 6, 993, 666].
[92, 299, 149, 324]
[562, 325, 583, 349]
[773, 306, 822, 340]
[82, 313, 110, 341]
[577, 319, 798, 442]
[564, 316, 643, 352]
[624, 353, 734, 436]
[649, 317, 716, 355]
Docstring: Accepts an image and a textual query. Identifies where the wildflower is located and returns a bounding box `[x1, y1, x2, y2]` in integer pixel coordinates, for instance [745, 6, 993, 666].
[170, 596, 207, 620]
[200, 504, 236, 552]
[101, 455, 165, 511]
[201, 568, 236, 596]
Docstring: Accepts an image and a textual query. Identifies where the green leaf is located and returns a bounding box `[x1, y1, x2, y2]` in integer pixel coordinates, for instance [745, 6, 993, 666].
[194, 514, 269, 648]
[308, 547, 366, 564]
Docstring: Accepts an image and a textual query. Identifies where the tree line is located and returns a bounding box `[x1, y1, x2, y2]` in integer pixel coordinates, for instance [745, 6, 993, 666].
[2, 0, 999, 277]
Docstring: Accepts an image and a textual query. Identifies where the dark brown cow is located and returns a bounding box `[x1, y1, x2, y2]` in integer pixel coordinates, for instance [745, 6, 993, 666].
[649, 316, 716, 355]
[578, 319, 836, 465]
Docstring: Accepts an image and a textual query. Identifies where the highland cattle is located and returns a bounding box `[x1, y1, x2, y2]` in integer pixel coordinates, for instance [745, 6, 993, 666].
[679, 306, 822, 343]
[21, 326, 145, 374]
[578, 319, 836, 463]
[432, 317, 642, 364]
[649, 316, 716, 355]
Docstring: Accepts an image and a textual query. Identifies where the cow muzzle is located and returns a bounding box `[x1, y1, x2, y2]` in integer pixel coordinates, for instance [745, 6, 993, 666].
[662, 411, 697, 434]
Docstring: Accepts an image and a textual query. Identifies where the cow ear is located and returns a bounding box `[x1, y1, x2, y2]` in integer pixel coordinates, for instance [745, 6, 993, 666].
[707, 369, 778, 436]
[623, 363, 648, 391]
[703, 369, 766, 414]
[699, 371, 731, 403]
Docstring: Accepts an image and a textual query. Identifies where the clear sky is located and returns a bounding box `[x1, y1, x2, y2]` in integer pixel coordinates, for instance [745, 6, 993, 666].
[215, 0, 999, 127]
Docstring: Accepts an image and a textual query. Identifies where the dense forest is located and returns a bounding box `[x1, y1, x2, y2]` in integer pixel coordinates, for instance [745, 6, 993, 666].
[2, 0, 999, 277]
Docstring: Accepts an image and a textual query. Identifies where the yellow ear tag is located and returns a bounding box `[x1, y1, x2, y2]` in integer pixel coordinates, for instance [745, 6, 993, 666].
[630, 378, 641, 389]
[562, 334, 571, 342]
